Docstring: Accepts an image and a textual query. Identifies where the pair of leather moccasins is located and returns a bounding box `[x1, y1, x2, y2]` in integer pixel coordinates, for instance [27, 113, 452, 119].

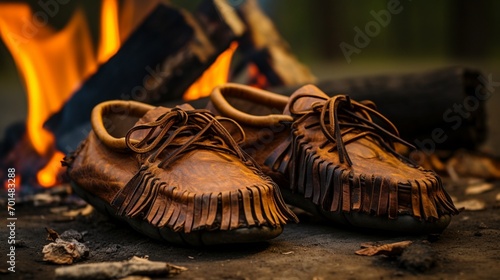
[64, 84, 459, 246]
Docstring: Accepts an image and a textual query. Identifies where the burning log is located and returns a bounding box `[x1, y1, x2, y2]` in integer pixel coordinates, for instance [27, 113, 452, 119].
[45, 1, 244, 153]
[44, 0, 319, 154]
[54, 256, 187, 280]
[45, 4, 194, 146]
[147, 0, 246, 101]
[0, 124, 53, 187]
[273, 67, 488, 150]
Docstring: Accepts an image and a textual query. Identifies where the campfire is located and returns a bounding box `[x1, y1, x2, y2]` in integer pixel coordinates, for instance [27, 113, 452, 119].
[0, 0, 315, 190]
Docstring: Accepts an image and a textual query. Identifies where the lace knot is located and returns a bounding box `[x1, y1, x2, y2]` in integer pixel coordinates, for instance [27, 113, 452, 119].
[289, 93, 415, 166]
[124, 107, 248, 168]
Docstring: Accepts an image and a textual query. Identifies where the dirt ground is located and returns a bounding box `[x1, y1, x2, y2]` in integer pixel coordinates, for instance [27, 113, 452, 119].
[0, 177, 499, 280]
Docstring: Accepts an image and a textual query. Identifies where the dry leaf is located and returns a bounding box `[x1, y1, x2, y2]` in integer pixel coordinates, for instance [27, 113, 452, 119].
[34, 193, 61, 206]
[42, 238, 89, 265]
[447, 150, 500, 180]
[63, 205, 94, 217]
[454, 199, 486, 211]
[355, 240, 413, 256]
[50, 206, 69, 214]
[46, 228, 60, 242]
[465, 183, 494, 195]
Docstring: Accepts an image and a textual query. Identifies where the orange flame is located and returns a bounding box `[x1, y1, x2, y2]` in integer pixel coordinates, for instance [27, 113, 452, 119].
[183, 42, 239, 101]
[98, 0, 121, 64]
[0, 1, 130, 187]
[0, 4, 97, 187]
[97, 0, 159, 64]
[36, 151, 65, 187]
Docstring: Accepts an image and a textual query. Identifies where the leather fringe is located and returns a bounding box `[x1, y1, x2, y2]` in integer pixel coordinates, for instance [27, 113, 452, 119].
[265, 134, 459, 221]
[111, 163, 297, 233]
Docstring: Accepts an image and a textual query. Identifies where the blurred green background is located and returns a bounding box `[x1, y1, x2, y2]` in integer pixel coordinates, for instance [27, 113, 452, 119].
[1, 0, 499, 152]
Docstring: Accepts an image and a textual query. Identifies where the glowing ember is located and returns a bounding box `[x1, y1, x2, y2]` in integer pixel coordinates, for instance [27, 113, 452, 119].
[4, 175, 21, 191]
[184, 42, 239, 101]
[248, 63, 269, 89]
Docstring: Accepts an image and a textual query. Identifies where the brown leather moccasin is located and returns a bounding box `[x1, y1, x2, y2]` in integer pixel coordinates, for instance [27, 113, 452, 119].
[208, 83, 459, 234]
[64, 100, 297, 245]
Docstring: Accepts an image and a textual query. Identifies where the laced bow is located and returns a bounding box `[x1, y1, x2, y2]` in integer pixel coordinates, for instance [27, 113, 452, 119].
[125, 107, 247, 168]
[289, 94, 415, 166]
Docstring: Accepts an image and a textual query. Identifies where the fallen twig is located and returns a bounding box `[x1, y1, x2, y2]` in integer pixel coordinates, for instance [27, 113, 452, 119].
[54, 256, 187, 280]
[355, 240, 413, 256]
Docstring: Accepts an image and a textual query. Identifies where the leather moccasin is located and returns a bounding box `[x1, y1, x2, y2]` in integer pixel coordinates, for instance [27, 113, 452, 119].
[64, 100, 297, 245]
[208, 83, 459, 234]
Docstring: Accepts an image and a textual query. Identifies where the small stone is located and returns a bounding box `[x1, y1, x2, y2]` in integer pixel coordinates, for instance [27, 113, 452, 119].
[15, 240, 28, 248]
[105, 244, 120, 254]
[393, 271, 405, 277]
[478, 222, 489, 229]
[60, 229, 83, 242]
[427, 234, 441, 243]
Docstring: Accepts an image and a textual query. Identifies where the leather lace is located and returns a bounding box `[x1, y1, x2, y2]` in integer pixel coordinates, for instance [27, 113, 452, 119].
[125, 107, 248, 168]
[289, 94, 415, 166]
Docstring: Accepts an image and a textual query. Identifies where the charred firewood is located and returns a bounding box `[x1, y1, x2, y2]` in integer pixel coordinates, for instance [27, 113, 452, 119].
[46, 1, 243, 153]
[145, 0, 246, 102]
[45, 4, 194, 146]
